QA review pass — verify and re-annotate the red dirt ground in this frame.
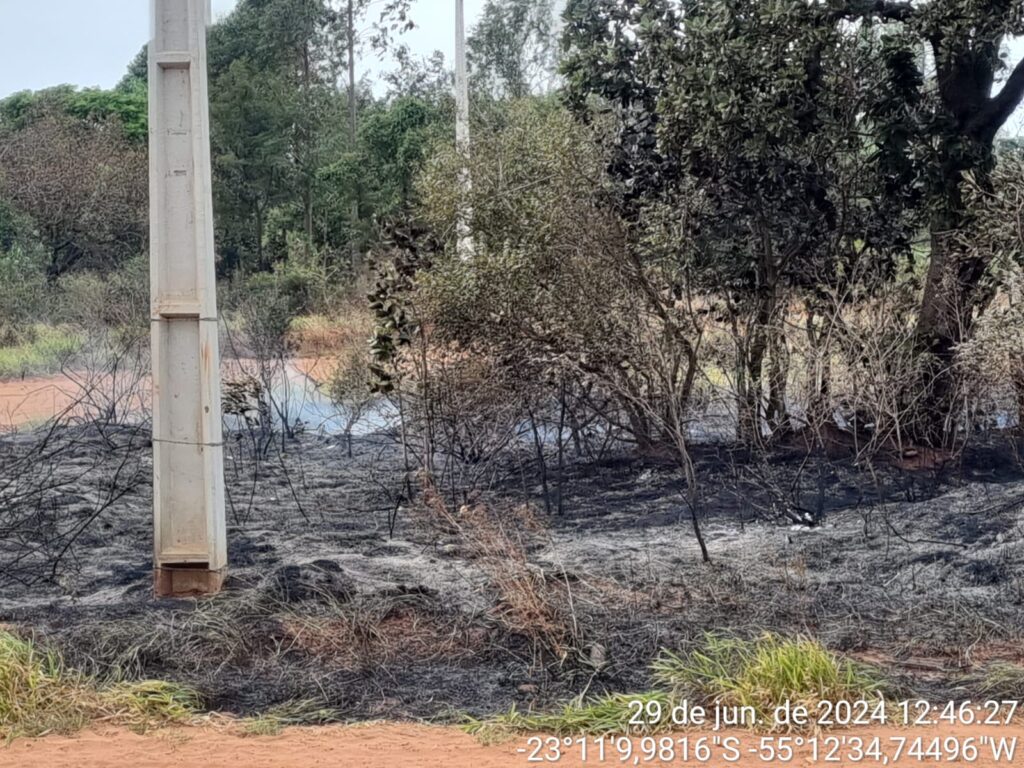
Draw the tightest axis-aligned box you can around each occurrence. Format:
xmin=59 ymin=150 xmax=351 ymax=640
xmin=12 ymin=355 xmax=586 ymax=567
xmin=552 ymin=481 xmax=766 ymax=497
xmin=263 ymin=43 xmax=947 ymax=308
xmin=0 ymin=359 xmax=336 ymax=430
xmin=6 ymin=722 xmax=1024 ymax=768
xmin=0 ymin=375 xmax=82 ymax=430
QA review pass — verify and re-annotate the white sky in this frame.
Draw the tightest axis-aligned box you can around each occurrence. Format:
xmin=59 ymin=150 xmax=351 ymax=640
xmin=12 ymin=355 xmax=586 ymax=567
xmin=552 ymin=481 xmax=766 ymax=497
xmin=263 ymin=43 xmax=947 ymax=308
xmin=0 ymin=0 xmax=487 ymax=99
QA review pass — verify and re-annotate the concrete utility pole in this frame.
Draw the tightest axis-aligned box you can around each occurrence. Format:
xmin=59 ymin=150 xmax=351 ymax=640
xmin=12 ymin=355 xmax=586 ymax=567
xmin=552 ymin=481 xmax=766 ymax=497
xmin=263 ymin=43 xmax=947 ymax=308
xmin=149 ymin=0 xmax=228 ymax=597
xmin=454 ymin=0 xmax=474 ymax=260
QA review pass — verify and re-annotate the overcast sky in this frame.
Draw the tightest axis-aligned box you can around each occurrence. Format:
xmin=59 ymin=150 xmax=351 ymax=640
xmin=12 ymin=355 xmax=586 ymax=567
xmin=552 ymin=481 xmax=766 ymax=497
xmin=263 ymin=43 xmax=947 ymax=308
xmin=0 ymin=1 xmax=1021 ymax=134
xmin=0 ymin=0 xmax=487 ymax=99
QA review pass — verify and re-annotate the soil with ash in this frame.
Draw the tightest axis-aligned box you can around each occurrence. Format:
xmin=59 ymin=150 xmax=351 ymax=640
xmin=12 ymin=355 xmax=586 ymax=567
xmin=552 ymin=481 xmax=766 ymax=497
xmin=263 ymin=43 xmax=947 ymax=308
xmin=1 ymin=424 xmax=1023 ymax=720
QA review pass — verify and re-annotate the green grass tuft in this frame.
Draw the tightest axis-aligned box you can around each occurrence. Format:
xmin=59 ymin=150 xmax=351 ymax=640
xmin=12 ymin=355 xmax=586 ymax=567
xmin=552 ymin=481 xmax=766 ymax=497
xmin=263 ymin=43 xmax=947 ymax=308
xmin=466 ymin=634 xmax=889 ymax=740
xmin=240 ymin=699 xmax=343 ymax=737
xmin=0 ymin=630 xmax=200 ymax=740
xmin=971 ymin=662 xmax=1024 ymax=700
xmin=465 ymin=692 xmax=673 ymax=742
xmin=652 ymin=633 xmax=886 ymax=725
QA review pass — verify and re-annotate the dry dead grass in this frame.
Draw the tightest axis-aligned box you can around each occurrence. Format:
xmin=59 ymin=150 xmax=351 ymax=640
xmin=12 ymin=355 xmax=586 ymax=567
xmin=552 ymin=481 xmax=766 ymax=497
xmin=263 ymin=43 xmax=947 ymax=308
xmin=279 ymin=603 xmax=483 ymax=669
xmin=417 ymin=476 xmax=577 ymax=662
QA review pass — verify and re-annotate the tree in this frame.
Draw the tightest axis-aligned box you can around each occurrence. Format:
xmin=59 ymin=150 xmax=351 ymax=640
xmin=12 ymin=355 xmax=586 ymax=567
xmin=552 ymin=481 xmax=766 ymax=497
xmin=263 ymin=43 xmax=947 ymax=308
xmin=563 ymin=0 xmax=910 ymax=442
xmin=360 ymin=96 xmax=450 ymax=215
xmin=413 ymin=101 xmax=712 ymax=556
xmin=258 ymin=0 xmax=340 ymax=247
xmin=383 ymin=48 xmax=452 ymax=103
xmin=204 ymin=0 xmax=341 ymax=272
xmin=564 ymin=0 xmax=1024 ymax=445
xmin=829 ymin=0 xmax=1024 ymax=442
xmin=204 ymin=0 xmax=416 ymax=273
xmin=469 ymin=0 xmax=563 ymax=99
xmin=209 ymin=59 xmax=297 ymax=272
xmin=0 ymin=112 xmax=147 ymax=279
xmin=330 ymin=0 xmax=415 ymax=266
xmin=0 ymin=85 xmax=147 ymax=142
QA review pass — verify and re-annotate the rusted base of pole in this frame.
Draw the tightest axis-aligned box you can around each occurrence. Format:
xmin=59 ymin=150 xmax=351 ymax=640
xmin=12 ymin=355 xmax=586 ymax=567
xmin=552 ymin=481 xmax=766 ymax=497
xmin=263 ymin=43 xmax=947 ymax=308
xmin=154 ymin=564 xmax=226 ymax=598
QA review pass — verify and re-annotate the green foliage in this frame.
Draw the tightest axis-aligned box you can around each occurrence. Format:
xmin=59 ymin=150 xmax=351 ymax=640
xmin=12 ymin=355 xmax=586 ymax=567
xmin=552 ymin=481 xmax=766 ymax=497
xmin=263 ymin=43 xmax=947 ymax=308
xmin=465 ymin=692 xmax=674 ymax=741
xmin=367 ymin=241 xmax=428 ymax=393
xmin=62 ymin=85 xmax=148 ymax=142
xmin=414 ymin=100 xmax=609 ymax=351
xmin=0 ymin=326 xmax=82 ymax=379
xmin=566 ymin=0 xmax=910 ymax=297
xmin=56 ymin=257 xmax=149 ymax=334
xmin=359 ymin=96 xmax=450 ymax=215
xmin=467 ymin=635 xmax=889 ymax=740
xmin=0 ymin=630 xmax=200 ymax=740
xmin=562 ymin=0 xmax=680 ymax=206
xmin=651 ymin=634 xmax=887 ymax=724
xmin=229 ymin=267 xmax=320 ymax=361
xmin=383 ymin=48 xmax=452 ymax=103
xmin=0 ymin=200 xmax=22 ymax=253
xmin=204 ymin=0 xmax=432 ymax=274
xmin=118 ymin=46 xmax=149 ymax=91
xmin=210 ymin=58 xmax=298 ymax=270
xmin=971 ymin=662 xmax=1024 ymax=700
xmin=0 ymin=237 xmax=48 ymax=329
xmin=241 ymin=699 xmax=342 ymax=736
xmin=0 ymin=85 xmax=147 ymax=141
xmin=469 ymin=0 xmax=562 ymax=99
xmin=0 ymin=0 xmax=438 ymax=286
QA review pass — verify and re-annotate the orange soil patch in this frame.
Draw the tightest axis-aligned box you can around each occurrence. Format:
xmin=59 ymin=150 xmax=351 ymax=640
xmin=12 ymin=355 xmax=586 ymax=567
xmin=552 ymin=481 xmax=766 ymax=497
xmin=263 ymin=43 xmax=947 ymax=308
xmin=0 ymin=375 xmax=85 ymax=431
xmin=0 ymin=359 xmax=337 ymax=430
xmin=6 ymin=722 xmax=1024 ymax=768
xmin=290 ymin=356 xmax=339 ymax=384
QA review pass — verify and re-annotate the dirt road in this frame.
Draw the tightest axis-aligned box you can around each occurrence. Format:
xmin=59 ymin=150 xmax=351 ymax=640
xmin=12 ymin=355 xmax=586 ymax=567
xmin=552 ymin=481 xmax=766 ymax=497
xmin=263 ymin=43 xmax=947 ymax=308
xmin=6 ymin=723 xmax=1024 ymax=768
xmin=0 ymin=358 xmax=334 ymax=430
xmin=0 ymin=375 xmax=82 ymax=429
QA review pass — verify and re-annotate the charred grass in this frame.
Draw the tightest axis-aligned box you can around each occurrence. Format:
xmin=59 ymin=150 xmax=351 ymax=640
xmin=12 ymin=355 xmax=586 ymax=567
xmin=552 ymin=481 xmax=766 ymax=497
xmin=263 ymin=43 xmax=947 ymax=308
xmin=2 ymin=430 xmax=1024 ymax=725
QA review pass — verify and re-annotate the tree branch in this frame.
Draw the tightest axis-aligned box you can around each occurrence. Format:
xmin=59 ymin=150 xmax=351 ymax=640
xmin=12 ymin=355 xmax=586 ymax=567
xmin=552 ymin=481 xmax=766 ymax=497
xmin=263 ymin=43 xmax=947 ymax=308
xmin=974 ymin=56 xmax=1024 ymax=142
xmin=825 ymin=0 xmax=917 ymax=22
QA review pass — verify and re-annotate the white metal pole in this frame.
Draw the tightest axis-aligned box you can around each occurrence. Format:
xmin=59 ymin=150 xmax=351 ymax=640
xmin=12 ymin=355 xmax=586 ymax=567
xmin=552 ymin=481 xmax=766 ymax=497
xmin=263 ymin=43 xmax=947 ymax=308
xmin=454 ymin=0 xmax=474 ymax=259
xmin=150 ymin=0 xmax=227 ymax=597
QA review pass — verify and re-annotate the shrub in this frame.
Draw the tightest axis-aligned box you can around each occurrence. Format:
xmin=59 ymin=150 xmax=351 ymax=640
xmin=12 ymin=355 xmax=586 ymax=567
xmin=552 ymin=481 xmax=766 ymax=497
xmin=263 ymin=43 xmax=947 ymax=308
xmin=327 ymin=301 xmax=377 ymax=456
xmin=56 ymin=256 xmax=149 ymax=335
xmin=234 ymin=273 xmax=298 ymax=361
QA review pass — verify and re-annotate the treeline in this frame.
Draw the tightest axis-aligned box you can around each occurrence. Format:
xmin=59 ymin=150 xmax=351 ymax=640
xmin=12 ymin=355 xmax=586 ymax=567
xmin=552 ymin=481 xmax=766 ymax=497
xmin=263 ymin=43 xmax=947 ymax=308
xmin=0 ymin=0 xmax=562 ymax=304
xmin=3 ymin=0 xmax=1024 ymax=469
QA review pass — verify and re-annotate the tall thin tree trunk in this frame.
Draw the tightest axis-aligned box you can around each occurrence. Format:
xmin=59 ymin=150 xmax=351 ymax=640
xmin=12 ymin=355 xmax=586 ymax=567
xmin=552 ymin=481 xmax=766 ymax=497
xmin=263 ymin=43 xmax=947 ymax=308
xmin=454 ymin=0 xmax=474 ymax=259
xmin=347 ymin=0 xmax=360 ymax=271
xmin=255 ymin=202 xmax=266 ymax=271
xmin=302 ymin=41 xmax=314 ymax=251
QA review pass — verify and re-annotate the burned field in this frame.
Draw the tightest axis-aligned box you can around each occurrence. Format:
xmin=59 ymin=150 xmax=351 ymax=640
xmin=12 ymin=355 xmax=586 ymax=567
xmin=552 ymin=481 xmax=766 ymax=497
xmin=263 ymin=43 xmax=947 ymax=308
xmin=2 ymin=422 xmax=1023 ymax=721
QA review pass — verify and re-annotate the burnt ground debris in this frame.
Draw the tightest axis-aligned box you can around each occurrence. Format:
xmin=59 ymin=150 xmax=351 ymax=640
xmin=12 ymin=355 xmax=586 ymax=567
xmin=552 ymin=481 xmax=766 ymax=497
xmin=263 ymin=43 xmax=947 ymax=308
xmin=1 ymin=423 xmax=1024 ymax=720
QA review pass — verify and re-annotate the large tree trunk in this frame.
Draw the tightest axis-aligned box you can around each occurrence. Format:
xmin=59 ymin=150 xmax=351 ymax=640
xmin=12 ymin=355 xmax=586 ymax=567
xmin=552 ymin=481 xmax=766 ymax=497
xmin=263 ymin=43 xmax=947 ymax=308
xmin=836 ymin=4 xmax=1024 ymax=448
xmin=913 ymin=146 xmax=995 ymax=446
